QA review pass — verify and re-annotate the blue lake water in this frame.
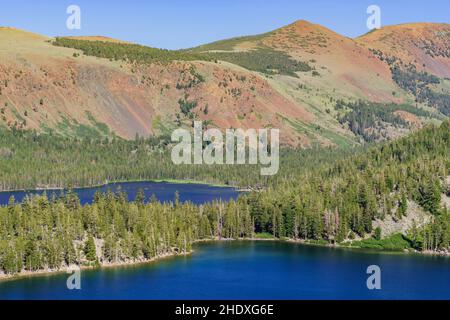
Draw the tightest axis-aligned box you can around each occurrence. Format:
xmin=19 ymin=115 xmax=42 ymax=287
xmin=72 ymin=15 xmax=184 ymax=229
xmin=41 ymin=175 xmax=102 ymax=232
xmin=0 ymin=181 xmax=240 ymax=206
xmin=0 ymin=241 xmax=449 ymax=300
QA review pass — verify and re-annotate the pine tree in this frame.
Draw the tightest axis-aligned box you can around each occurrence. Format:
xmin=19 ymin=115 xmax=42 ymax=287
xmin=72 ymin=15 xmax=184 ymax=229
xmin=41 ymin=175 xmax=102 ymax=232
xmin=419 ymin=177 xmax=442 ymax=215
xmin=84 ymin=236 xmax=97 ymax=262
xmin=374 ymin=227 xmax=382 ymax=240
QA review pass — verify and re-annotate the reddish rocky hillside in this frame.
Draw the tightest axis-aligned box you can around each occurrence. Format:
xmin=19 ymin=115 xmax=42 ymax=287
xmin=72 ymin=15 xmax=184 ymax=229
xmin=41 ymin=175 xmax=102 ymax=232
xmin=0 ymin=21 xmax=449 ymax=146
xmin=0 ymin=27 xmax=313 ymax=146
xmin=357 ymin=23 xmax=450 ymax=78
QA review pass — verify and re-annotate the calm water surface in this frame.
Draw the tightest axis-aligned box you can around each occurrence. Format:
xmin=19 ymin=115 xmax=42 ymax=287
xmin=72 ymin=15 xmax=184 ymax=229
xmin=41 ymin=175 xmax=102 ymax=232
xmin=1 ymin=241 xmax=449 ymax=300
xmin=0 ymin=181 xmax=240 ymax=206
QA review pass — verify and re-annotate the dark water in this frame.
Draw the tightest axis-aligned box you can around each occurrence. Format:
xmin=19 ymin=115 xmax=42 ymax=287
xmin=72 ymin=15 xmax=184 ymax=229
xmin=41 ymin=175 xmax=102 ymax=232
xmin=0 ymin=181 xmax=240 ymax=206
xmin=1 ymin=241 xmax=449 ymax=300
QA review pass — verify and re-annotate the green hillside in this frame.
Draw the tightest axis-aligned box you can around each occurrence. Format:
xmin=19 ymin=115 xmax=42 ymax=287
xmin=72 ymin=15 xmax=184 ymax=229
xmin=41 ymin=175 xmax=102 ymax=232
xmin=0 ymin=121 xmax=449 ymax=275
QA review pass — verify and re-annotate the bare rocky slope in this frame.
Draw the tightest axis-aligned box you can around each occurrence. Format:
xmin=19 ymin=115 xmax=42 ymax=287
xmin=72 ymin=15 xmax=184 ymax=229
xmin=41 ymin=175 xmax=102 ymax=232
xmin=0 ymin=21 xmax=449 ymax=146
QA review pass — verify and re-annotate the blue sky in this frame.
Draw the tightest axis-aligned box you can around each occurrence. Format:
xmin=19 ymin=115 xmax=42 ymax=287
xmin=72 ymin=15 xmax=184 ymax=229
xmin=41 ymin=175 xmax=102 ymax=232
xmin=1 ymin=0 xmax=449 ymax=49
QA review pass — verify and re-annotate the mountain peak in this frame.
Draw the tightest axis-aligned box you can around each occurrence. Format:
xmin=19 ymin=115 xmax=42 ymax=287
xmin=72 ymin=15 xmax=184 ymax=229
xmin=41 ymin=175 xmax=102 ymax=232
xmin=281 ymin=19 xmax=322 ymax=30
xmin=275 ymin=19 xmax=341 ymax=38
xmin=290 ymin=19 xmax=313 ymax=26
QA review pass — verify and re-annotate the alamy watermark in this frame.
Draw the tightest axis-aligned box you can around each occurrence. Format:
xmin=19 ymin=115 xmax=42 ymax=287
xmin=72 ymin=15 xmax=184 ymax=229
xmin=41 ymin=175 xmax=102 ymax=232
xmin=66 ymin=5 xmax=81 ymax=30
xmin=366 ymin=265 xmax=381 ymax=290
xmin=367 ymin=5 xmax=381 ymax=30
xmin=66 ymin=265 xmax=81 ymax=290
xmin=171 ymin=121 xmax=280 ymax=176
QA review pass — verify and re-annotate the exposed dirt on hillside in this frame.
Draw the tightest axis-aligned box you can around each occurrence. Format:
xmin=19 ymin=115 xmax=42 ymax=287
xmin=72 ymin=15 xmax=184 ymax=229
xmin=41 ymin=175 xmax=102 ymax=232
xmin=1 ymin=21 xmax=448 ymax=145
xmin=357 ymin=23 xmax=450 ymax=78
xmin=0 ymin=28 xmax=313 ymax=145
xmin=263 ymin=20 xmax=402 ymax=103
xmin=394 ymin=110 xmax=421 ymax=125
xmin=373 ymin=201 xmax=432 ymax=238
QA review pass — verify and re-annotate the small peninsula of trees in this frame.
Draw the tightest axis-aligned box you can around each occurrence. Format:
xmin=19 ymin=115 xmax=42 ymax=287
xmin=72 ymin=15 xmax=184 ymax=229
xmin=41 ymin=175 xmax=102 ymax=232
xmin=0 ymin=121 xmax=449 ymax=275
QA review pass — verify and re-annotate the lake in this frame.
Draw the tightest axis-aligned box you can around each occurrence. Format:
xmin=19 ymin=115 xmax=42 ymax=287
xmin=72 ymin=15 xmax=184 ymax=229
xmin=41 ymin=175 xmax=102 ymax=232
xmin=0 ymin=181 xmax=240 ymax=206
xmin=0 ymin=241 xmax=449 ymax=300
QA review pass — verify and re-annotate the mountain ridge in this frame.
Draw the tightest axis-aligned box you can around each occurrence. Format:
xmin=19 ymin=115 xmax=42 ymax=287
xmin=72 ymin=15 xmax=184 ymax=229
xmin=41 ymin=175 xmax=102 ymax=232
xmin=0 ymin=20 xmax=448 ymax=146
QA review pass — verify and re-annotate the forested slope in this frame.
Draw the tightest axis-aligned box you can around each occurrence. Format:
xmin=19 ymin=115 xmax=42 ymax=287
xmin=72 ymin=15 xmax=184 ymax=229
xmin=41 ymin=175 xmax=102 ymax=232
xmin=0 ymin=127 xmax=354 ymax=191
xmin=2 ymin=22 xmax=449 ymax=148
xmin=1 ymin=121 xmax=448 ymax=276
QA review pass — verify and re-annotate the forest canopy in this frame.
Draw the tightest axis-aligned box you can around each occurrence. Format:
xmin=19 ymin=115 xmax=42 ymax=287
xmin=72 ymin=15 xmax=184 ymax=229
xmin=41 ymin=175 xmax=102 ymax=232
xmin=0 ymin=121 xmax=449 ymax=275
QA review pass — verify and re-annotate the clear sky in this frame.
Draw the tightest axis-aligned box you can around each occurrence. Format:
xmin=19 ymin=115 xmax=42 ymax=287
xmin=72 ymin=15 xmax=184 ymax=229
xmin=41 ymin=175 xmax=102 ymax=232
xmin=1 ymin=0 xmax=449 ymax=49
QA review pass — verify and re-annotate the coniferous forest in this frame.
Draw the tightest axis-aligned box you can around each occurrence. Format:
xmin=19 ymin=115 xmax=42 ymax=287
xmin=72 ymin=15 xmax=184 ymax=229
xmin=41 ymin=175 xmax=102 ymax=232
xmin=0 ymin=121 xmax=449 ymax=276
xmin=0 ymin=127 xmax=352 ymax=191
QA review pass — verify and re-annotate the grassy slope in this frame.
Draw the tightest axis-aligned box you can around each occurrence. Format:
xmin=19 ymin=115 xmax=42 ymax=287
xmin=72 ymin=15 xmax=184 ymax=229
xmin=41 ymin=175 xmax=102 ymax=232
xmin=1 ymin=21 xmax=449 ymax=147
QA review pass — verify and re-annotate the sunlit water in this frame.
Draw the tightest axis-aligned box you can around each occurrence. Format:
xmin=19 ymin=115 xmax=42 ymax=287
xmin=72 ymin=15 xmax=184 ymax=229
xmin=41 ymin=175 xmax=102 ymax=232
xmin=1 ymin=241 xmax=449 ymax=300
xmin=0 ymin=181 xmax=240 ymax=206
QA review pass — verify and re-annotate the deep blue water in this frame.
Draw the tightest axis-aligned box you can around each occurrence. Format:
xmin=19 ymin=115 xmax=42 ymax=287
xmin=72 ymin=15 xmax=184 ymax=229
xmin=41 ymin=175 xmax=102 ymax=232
xmin=1 ymin=241 xmax=449 ymax=300
xmin=0 ymin=181 xmax=240 ymax=206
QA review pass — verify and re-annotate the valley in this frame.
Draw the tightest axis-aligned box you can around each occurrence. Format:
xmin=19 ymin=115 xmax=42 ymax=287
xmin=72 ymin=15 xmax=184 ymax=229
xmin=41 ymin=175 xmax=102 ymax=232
xmin=0 ymin=19 xmax=449 ymax=287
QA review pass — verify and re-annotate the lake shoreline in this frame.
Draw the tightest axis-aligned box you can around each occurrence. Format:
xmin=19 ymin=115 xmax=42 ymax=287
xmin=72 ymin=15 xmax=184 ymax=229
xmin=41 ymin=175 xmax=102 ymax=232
xmin=0 ymin=251 xmax=192 ymax=282
xmin=0 ymin=178 xmax=236 ymax=194
xmin=286 ymin=238 xmax=450 ymax=257
xmin=1 ymin=237 xmax=448 ymax=283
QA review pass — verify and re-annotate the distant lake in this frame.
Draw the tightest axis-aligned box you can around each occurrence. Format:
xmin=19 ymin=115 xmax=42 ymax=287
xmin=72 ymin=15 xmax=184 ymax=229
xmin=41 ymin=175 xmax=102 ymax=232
xmin=0 ymin=181 xmax=240 ymax=206
xmin=0 ymin=241 xmax=449 ymax=300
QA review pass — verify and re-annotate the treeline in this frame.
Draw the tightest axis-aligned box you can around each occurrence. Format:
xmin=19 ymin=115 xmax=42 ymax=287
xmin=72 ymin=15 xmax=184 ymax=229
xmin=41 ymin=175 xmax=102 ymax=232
xmin=0 ymin=126 xmax=352 ymax=191
xmin=249 ymin=121 xmax=449 ymax=244
xmin=209 ymin=48 xmax=312 ymax=77
xmin=52 ymin=38 xmax=212 ymax=64
xmin=247 ymin=120 xmax=449 ymax=247
xmin=52 ymin=38 xmax=311 ymax=78
xmin=391 ymin=65 xmax=440 ymax=91
xmin=0 ymin=191 xmax=252 ymax=274
xmin=1 ymin=121 xmax=449 ymax=275
xmin=336 ymin=100 xmax=430 ymax=142
xmin=370 ymin=49 xmax=450 ymax=116
xmin=257 ymin=121 xmax=450 ymax=242
xmin=391 ymin=65 xmax=450 ymax=116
